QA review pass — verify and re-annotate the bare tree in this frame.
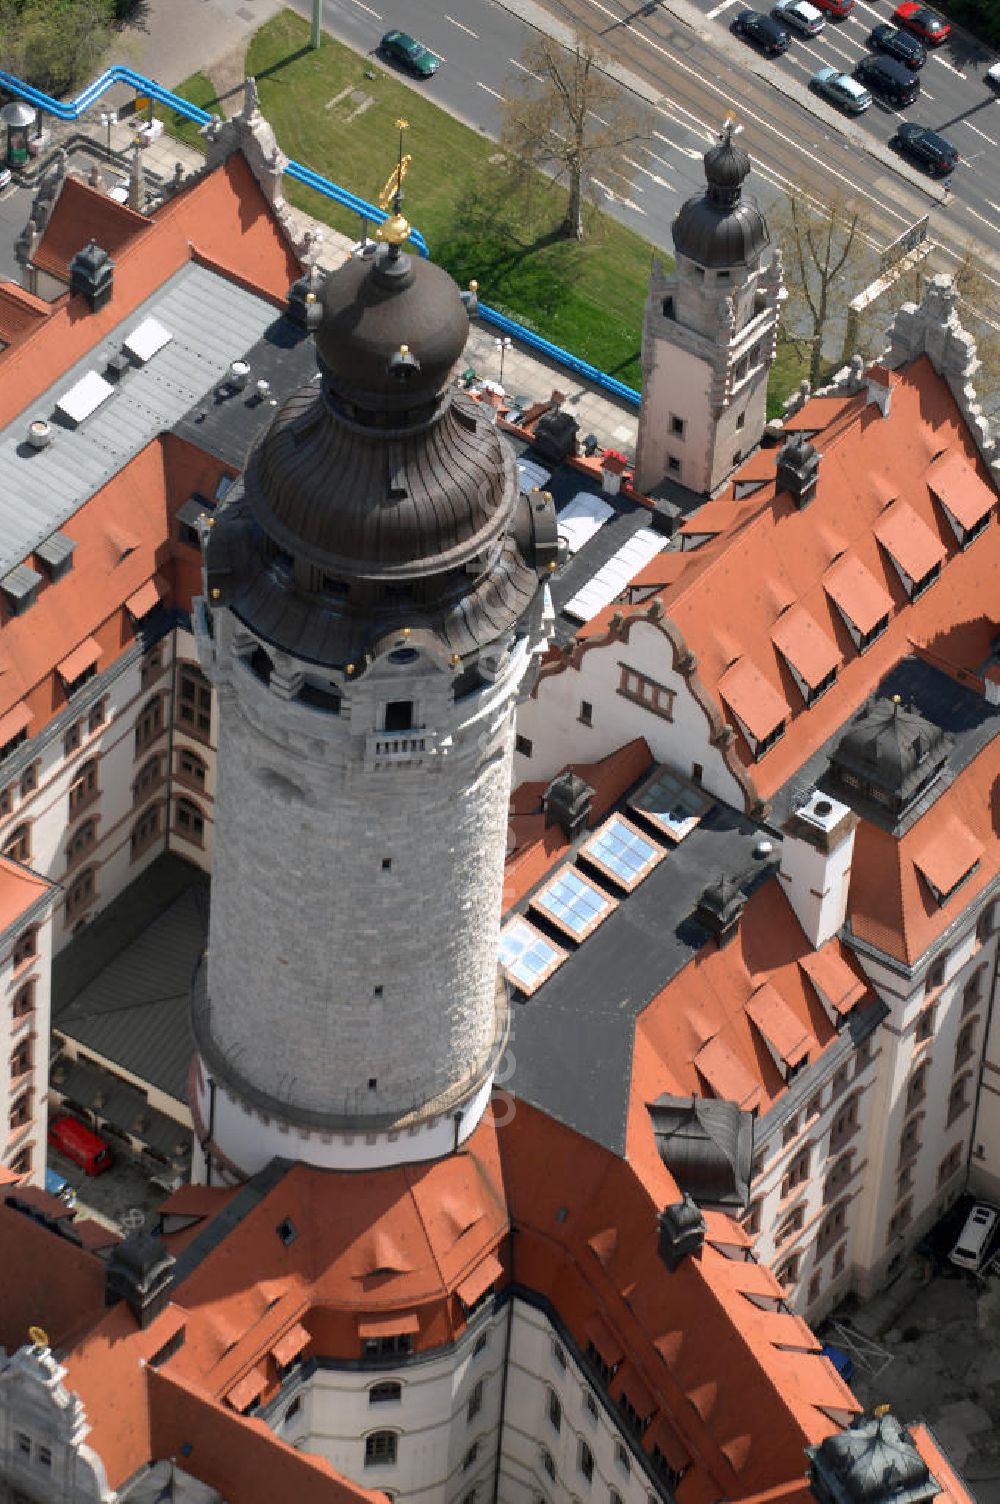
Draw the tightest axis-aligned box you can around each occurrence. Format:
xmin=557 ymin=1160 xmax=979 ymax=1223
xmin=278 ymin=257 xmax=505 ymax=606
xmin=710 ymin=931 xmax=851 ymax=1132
xmin=770 ymin=182 xmax=875 ymax=388
xmin=499 ymin=32 xmax=652 ymax=242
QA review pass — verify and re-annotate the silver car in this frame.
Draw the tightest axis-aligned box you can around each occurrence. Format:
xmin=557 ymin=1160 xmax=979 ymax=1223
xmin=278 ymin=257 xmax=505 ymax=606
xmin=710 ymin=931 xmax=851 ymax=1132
xmin=811 ymin=65 xmax=872 ymax=113
xmin=773 ymin=0 xmax=826 ymax=34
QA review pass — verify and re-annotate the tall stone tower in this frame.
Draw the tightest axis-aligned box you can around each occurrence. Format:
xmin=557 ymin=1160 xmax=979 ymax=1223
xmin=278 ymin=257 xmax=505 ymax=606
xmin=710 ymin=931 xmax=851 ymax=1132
xmin=635 ymin=121 xmax=783 ymax=499
xmin=190 ymin=224 xmax=557 ymax=1181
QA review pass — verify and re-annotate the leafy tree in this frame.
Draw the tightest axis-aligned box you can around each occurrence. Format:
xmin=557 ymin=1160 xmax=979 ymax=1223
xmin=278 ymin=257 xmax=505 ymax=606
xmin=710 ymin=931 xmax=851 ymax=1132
xmin=0 ymin=0 xmax=114 ymax=95
xmin=499 ymin=31 xmax=651 ymax=242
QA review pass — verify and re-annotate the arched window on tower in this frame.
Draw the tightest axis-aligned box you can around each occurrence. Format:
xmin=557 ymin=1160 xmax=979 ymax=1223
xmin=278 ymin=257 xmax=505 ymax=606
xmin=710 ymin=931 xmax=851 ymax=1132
xmin=364 ymin=1430 xmax=398 ymax=1467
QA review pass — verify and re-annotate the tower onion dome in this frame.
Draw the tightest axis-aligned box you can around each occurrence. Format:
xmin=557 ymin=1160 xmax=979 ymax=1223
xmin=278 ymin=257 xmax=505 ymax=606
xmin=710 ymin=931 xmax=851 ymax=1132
xmin=671 ymin=125 xmax=769 ymax=268
xmin=202 ymin=240 xmax=558 ymax=668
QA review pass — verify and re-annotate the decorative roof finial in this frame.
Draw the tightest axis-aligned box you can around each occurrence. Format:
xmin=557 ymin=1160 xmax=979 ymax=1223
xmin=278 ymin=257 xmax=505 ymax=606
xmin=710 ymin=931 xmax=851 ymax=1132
xmin=720 ymin=110 xmax=743 ymax=146
xmin=28 ymin=1326 xmax=48 ymax=1350
xmin=376 ymin=118 xmax=412 ymax=254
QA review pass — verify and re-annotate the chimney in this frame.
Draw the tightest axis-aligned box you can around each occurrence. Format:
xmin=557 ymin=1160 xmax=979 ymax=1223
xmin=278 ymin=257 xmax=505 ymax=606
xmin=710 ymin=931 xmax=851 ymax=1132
xmin=105 ymin=1232 xmax=175 ymax=1329
xmin=657 ymin=1194 xmax=706 ymax=1271
xmin=694 ymin=875 xmax=745 ymax=947
xmin=865 ymin=363 xmax=895 ymax=417
xmin=543 ymin=770 xmax=595 ymax=841
xmin=775 ymin=437 xmax=820 ymax=509
xmin=778 ymin=789 xmax=857 ymax=949
xmin=69 ymin=240 xmax=114 ymax=313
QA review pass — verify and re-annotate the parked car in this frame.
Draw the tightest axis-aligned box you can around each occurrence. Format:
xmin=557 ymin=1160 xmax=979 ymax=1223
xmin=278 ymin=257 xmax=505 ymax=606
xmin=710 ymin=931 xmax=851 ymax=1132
xmin=892 ymin=3 xmax=950 ymax=44
xmin=855 ymin=53 xmax=921 ymax=107
xmin=48 ymin=1115 xmax=113 ymax=1176
xmin=379 ymin=29 xmax=441 ymax=77
xmin=811 ymin=66 xmax=873 ymax=112
xmin=812 ymin=0 xmax=854 ymax=16
xmin=821 ymin=1343 xmax=856 ymax=1383
xmin=893 ymin=122 xmax=959 ymax=174
xmin=733 ymin=9 xmax=792 ymax=54
xmin=869 ymin=22 xmax=926 ymax=68
xmin=949 ymin=1204 xmax=998 ymax=1272
xmin=772 ymin=0 xmax=825 ymax=35
xmin=986 ymin=61 xmax=1000 ymax=90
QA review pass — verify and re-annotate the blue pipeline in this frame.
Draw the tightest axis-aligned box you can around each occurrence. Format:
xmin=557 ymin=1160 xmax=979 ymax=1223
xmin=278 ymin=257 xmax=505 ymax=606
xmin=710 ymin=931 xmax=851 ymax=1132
xmin=0 ymin=66 xmax=641 ymax=408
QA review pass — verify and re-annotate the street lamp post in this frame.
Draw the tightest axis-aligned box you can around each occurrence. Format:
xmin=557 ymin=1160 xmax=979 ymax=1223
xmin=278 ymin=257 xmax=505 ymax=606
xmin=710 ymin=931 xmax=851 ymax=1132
xmin=100 ymin=111 xmax=113 ymax=159
xmin=494 ymin=335 xmax=512 ymax=389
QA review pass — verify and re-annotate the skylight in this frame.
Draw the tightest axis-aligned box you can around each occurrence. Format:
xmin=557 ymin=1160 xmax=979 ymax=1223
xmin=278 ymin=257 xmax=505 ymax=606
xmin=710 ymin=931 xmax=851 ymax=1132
xmin=630 ymin=769 xmax=710 ymax=843
xmin=555 ymin=492 xmax=615 ymax=555
xmin=531 ymin=866 xmax=616 ymax=941
xmin=580 ymin=815 xmax=664 ymax=892
xmin=124 ymin=315 xmax=172 ymax=364
xmin=563 ymin=526 xmax=667 ymax=623
xmin=499 ymin=917 xmax=566 ymax=995
xmin=56 ymin=369 xmax=115 ymax=427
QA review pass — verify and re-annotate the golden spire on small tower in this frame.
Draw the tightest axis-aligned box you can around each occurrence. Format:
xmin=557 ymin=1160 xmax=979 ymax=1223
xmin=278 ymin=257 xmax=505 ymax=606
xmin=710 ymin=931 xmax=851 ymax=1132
xmin=377 ymin=118 xmax=412 ymax=249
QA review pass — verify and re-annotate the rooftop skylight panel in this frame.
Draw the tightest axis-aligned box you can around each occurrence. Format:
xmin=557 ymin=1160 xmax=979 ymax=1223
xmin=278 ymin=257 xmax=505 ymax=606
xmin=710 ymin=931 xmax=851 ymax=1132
xmin=530 ymin=866 xmax=616 ymax=941
xmin=555 ymin=492 xmax=615 ymax=555
xmin=563 ymin=526 xmax=667 ymax=623
xmin=56 ymin=369 xmax=115 ymax=427
xmin=498 ymin=917 xmax=566 ymax=995
xmin=580 ymin=815 xmax=664 ymax=892
xmin=630 ymin=768 xmax=711 ymax=843
xmin=123 ymin=315 xmax=172 ymax=364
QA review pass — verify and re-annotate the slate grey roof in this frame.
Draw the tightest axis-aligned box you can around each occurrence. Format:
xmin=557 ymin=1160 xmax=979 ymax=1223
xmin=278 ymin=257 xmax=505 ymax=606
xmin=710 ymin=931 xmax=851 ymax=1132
xmin=53 ymin=872 xmax=209 ymax=1107
xmin=648 ymin=1094 xmax=753 ymax=1213
xmin=808 ymin=1415 xmax=940 ymax=1504
xmin=0 ymin=262 xmax=281 ymax=578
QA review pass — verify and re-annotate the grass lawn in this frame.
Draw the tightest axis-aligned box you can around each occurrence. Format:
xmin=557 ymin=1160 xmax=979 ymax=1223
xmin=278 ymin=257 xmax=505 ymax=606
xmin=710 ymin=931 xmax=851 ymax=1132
xmin=169 ymin=8 xmax=799 ymax=409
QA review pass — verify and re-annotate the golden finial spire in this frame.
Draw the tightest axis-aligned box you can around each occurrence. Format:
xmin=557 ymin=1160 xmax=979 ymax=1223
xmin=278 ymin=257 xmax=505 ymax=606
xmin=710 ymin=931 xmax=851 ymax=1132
xmin=376 ymin=118 xmax=412 ymax=250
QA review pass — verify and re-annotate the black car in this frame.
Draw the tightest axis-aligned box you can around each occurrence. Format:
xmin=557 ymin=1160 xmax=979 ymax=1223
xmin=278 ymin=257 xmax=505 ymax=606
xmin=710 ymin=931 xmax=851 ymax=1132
xmin=869 ymin=23 xmax=926 ymax=68
xmin=733 ymin=9 xmax=792 ymax=54
xmin=855 ymin=53 xmax=920 ymax=106
xmin=893 ymin=122 xmax=959 ymax=174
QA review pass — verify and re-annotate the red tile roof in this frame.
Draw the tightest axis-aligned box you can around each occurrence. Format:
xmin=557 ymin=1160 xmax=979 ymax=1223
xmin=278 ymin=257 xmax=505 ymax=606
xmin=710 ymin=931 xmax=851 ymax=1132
xmin=33 ymin=175 xmax=151 ymax=282
xmin=718 ymin=658 xmax=790 ymax=741
xmin=0 ymin=855 xmax=52 ymax=933
xmin=823 ymin=554 xmax=893 ymax=636
xmin=926 ymin=448 xmax=995 ymax=530
xmin=873 ymin=502 xmax=946 ymax=584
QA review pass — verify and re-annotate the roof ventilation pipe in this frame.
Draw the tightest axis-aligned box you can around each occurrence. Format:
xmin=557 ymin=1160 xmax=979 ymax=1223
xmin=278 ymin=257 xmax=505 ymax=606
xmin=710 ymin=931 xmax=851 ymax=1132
xmin=68 ymin=240 xmax=114 ymax=313
xmin=775 ymin=436 xmax=820 ymax=509
xmin=27 ymin=419 xmax=51 ymax=450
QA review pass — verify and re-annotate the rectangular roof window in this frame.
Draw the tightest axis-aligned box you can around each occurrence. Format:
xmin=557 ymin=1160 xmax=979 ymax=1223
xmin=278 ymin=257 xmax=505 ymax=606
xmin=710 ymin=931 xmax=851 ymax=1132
xmin=554 ymin=491 xmax=615 ymax=555
xmin=531 ymin=866 xmax=616 ymax=941
xmin=55 ymin=369 xmax=115 ymax=427
xmin=580 ymin=815 xmax=664 ymax=892
xmin=123 ymin=315 xmax=172 ymax=364
xmin=499 ymin=917 xmax=566 ymax=995
xmin=564 ymin=526 xmax=667 ymax=623
xmin=630 ymin=768 xmax=711 ymax=843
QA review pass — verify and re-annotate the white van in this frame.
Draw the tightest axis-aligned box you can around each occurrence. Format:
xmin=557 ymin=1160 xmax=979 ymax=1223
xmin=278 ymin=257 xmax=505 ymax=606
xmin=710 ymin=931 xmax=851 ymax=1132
xmin=948 ymin=1204 xmax=998 ymax=1272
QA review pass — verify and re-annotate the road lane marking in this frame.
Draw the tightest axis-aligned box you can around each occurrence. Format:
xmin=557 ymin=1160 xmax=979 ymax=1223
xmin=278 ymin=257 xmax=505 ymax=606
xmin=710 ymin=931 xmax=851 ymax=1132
xmin=509 ymin=57 xmax=540 ymax=78
xmin=932 ymin=54 xmax=966 ymax=79
xmin=445 ymin=13 xmax=479 ymax=36
xmin=477 ymin=81 xmax=506 ymax=99
xmin=574 ymin=0 xmax=911 ymax=224
xmin=706 ymin=0 xmax=739 ymax=17
xmin=348 ymin=0 xmax=381 ymax=16
xmin=962 ymin=122 xmax=998 ymax=147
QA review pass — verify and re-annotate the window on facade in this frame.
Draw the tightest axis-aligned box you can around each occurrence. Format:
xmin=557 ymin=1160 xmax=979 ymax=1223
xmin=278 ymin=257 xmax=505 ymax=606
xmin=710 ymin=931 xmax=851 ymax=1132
xmin=807 ymin=1272 xmax=822 ymax=1305
xmin=20 ymin=762 xmax=38 ymax=799
xmin=363 ymin=1334 xmax=412 ymax=1358
xmin=915 ymin=1006 xmax=936 ymax=1044
xmin=977 ymin=905 xmax=998 ymax=945
xmin=782 ymin=1113 xmax=800 ymax=1147
xmin=580 ymin=700 xmax=593 ymax=727
xmin=10 ymin=1145 xmax=31 ymax=1177
xmin=552 ymin=1340 xmax=567 ymax=1370
xmin=547 ymin=1387 xmax=561 ymax=1432
xmin=963 ymin=969 xmax=985 ymax=1016
xmin=611 ymin=1492 xmax=624 ymax=1504
xmin=468 ymin=1379 xmax=484 ymax=1423
xmin=64 ymin=662 xmax=97 ymax=698
xmin=829 ymin=1094 xmax=860 ymax=1154
xmin=583 ymin=1390 xmax=598 ymax=1423
xmin=955 ymin=1017 xmax=978 ymax=1070
xmin=937 ymin=1144 xmax=963 ymax=1187
xmin=364 ymin=1431 xmax=398 ymax=1467
xmin=898 ymin=1114 xmax=922 ymax=1167
xmin=9 ymin=1090 xmax=30 ymax=1130
xmin=947 ymin=1073 xmax=971 ymax=1127
xmin=64 ymin=864 xmax=96 ymax=923
xmin=177 ymin=747 xmax=207 ymax=788
xmin=618 ymin=665 xmax=675 ymax=721
xmin=283 ymin=1397 xmax=302 ymax=1427
xmin=369 ymin=1382 xmax=401 ymax=1405
xmin=178 ymin=664 xmax=213 ymax=741
xmin=667 ymin=456 xmax=682 ymax=476
xmin=824 ymin=1152 xmax=854 ymax=1203
xmin=744 ymin=1198 xmax=762 ymax=1236
xmin=775 ymin=1205 xmax=804 ymax=1247
xmin=585 ymin=1340 xmax=615 ymax=1387
xmin=670 ymin=414 xmax=686 ymax=437
xmin=542 ymin=1449 xmax=556 ymax=1481
xmin=775 ymin=1252 xmax=800 ymax=1289
xmin=64 ymin=721 xmax=81 ymax=758
xmin=12 ymin=928 xmax=37 ymax=968
xmin=781 ymin=1144 xmax=810 ymax=1199
xmin=615 ymin=1441 xmax=631 ymax=1475
xmin=2 ymin=823 xmax=30 ymax=863
xmin=926 ymin=956 xmax=947 ymax=994
xmin=88 ymin=698 xmax=107 ymax=735
xmin=906 ymin=1063 xmax=929 ymax=1116
xmin=37 ymin=1446 xmax=51 ymax=1469
xmin=832 ymin=1244 xmax=846 ymax=1278
xmin=0 ymin=784 xmax=10 ymax=817
xmin=897 ymin=1165 xmax=913 ymax=1201
xmin=13 ymin=980 xmax=34 ymax=1021
xmin=473 ymin=1333 xmax=489 ymax=1358
xmin=855 ymin=1035 xmax=875 ymax=1072
xmin=174 ymin=797 xmax=205 ymax=844
xmin=11 ymin=1037 xmax=32 ymax=1080
xmin=887 ymin=1198 xmax=912 ymax=1243
xmin=807 ymin=1090 xmax=824 ymax=1121
xmin=578 ymin=1441 xmax=594 ymax=1483
xmin=141 ymin=644 xmax=164 ymax=690
xmin=131 ymin=803 xmax=161 ymax=860
xmin=65 ymin=818 xmax=97 ymax=869
xmin=135 ymin=695 xmax=165 ymax=755
xmin=515 ymin=734 xmax=533 ymax=758
xmin=817 ymin=1199 xmax=848 ymax=1258
xmin=15 ymin=1433 xmax=30 ymax=1457
xmin=133 ymin=755 xmax=163 ymax=804
xmin=68 ymin=759 xmax=99 ymax=818
xmin=463 ymin=1443 xmax=479 ymax=1472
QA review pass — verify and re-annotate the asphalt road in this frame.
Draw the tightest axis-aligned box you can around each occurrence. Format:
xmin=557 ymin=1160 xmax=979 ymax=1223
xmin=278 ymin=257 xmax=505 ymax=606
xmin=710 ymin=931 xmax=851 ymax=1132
xmin=294 ymin=0 xmax=1000 ymax=303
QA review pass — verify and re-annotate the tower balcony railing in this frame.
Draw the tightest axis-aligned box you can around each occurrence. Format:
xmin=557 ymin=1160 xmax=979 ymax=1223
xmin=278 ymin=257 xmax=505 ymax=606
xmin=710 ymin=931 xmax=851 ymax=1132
xmin=364 ymin=726 xmax=440 ymax=771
